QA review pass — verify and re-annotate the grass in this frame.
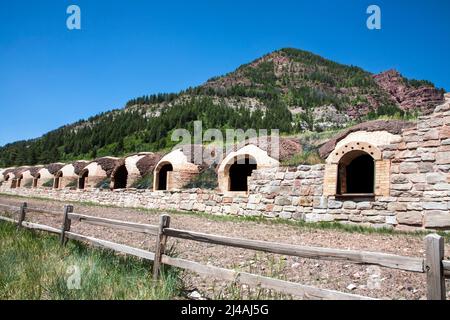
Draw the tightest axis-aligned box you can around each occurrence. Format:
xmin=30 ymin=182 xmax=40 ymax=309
xmin=1 ymin=192 xmax=449 ymax=242
xmin=213 ymin=253 xmax=293 ymax=300
xmin=95 ymin=178 xmax=111 ymax=190
xmin=42 ymin=179 xmax=54 ymax=188
xmin=22 ymin=181 xmax=32 ymax=188
xmin=281 ymin=151 xmax=324 ymax=166
xmin=0 ymin=193 xmax=448 ymax=300
xmin=183 ymin=167 xmax=218 ymax=189
xmin=172 ymin=208 xmax=450 ymax=241
xmin=65 ymin=179 xmax=78 ymax=189
xmin=130 ymin=173 xmax=153 ymax=189
xmin=0 ymin=221 xmax=183 ymax=300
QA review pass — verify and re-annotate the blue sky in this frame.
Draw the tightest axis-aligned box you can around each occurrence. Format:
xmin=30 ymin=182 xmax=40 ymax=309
xmin=1 ymin=0 xmax=449 ymax=146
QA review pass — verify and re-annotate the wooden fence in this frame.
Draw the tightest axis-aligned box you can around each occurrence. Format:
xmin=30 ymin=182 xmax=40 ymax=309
xmin=0 ymin=201 xmax=448 ymax=300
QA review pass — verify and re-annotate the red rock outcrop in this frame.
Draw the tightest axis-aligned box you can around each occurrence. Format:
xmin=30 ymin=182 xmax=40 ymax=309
xmin=373 ymin=70 xmax=444 ymax=114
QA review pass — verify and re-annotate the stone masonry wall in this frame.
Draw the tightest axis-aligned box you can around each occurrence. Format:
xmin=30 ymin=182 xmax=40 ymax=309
xmin=0 ymin=165 xmax=326 ymax=224
xmin=384 ymin=101 xmax=450 ymax=229
xmin=0 ymin=163 xmax=411 ymax=230
xmin=1 ymin=100 xmax=449 ymax=230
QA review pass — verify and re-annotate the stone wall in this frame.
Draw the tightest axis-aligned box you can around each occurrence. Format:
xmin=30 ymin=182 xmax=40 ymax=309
xmin=384 ymin=101 xmax=450 ymax=229
xmin=0 ymin=152 xmax=448 ymax=230
xmin=1 ymin=100 xmax=449 ymax=231
xmin=0 ymin=165 xmax=325 ymax=222
xmin=0 ymin=164 xmax=407 ymax=229
xmin=57 ymin=176 xmax=78 ymax=189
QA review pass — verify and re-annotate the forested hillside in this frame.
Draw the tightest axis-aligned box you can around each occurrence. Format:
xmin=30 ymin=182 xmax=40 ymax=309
xmin=0 ymin=48 xmax=444 ymax=167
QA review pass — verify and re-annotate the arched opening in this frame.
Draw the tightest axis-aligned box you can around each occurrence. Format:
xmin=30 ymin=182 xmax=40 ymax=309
xmin=156 ymin=163 xmax=173 ymax=191
xmin=228 ymin=156 xmax=257 ymax=192
xmin=54 ymin=171 xmax=63 ymax=189
xmin=10 ymin=179 xmax=17 ymax=189
xmin=32 ymin=174 xmax=40 ymax=188
xmin=17 ymin=175 xmax=23 ymax=188
xmin=337 ymin=151 xmax=374 ymax=195
xmin=78 ymin=170 xmax=89 ymax=190
xmin=112 ymin=165 xmax=128 ymax=189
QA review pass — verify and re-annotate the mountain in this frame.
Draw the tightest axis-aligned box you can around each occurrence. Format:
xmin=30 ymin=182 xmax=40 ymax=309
xmin=373 ymin=69 xmax=444 ymax=114
xmin=0 ymin=48 xmax=445 ymax=168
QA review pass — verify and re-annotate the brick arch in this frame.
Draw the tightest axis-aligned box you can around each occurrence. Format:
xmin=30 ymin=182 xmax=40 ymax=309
xmin=78 ymin=168 xmax=89 ymax=190
xmin=323 ymin=141 xmax=390 ymax=197
xmin=152 ymin=148 xmax=202 ymax=191
xmin=217 ymin=144 xmax=279 ymax=193
xmin=53 ymin=170 xmax=63 ymax=189
xmin=110 ymin=160 xmax=128 ymax=190
xmin=220 ymin=154 xmax=258 ymax=193
xmin=327 ymin=141 xmax=382 ymax=164
xmin=153 ymin=161 xmax=174 ymax=191
xmin=17 ymin=174 xmax=23 ymax=188
xmin=32 ymin=173 xmax=40 ymax=188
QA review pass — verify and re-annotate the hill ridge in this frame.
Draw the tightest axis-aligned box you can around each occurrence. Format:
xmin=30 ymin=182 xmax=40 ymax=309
xmin=0 ymin=47 xmax=445 ymax=167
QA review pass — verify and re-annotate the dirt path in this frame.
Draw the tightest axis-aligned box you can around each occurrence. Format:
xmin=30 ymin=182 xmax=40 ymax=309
xmin=1 ymin=194 xmax=449 ymax=300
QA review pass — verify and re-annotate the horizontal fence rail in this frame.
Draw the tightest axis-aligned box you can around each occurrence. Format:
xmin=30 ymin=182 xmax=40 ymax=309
xmin=164 ymin=228 xmax=424 ymax=273
xmin=68 ymin=213 xmax=159 ymax=236
xmin=160 ymin=255 xmax=375 ymax=300
xmin=0 ymin=203 xmax=20 ymax=211
xmin=22 ymin=221 xmax=61 ymax=234
xmin=26 ymin=207 xmax=62 ymax=216
xmin=443 ymin=260 xmax=450 ymax=278
xmin=0 ymin=215 xmax=16 ymax=223
xmin=65 ymin=232 xmax=156 ymax=261
xmin=0 ymin=200 xmax=447 ymax=300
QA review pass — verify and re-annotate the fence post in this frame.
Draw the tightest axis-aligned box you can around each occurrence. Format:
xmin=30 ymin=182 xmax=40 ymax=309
xmin=425 ymin=234 xmax=446 ymax=300
xmin=60 ymin=205 xmax=74 ymax=246
xmin=17 ymin=202 xmax=27 ymax=229
xmin=153 ymin=214 xmax=171 ymax=281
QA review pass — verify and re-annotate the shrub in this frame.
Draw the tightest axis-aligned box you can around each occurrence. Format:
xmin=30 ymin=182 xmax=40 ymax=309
xmin=281 ymin=151 xmax=324 ymax=166
xmin=65 ymin=180 xmax=78 ymax=189
xmin=366 ymin=104 xmax=411 ymax=120
xmin=95 ymin=178 xmax=111 ymax=189
xmin=42 ymin=179 xmax=54 ymax=188
xmin=184 ymin=167 xmax=218 ymax=190
xmin=131 ymin=173 xmax=153 ymax=189
xmin=23 ymin=181 xmax=32 ymax=188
